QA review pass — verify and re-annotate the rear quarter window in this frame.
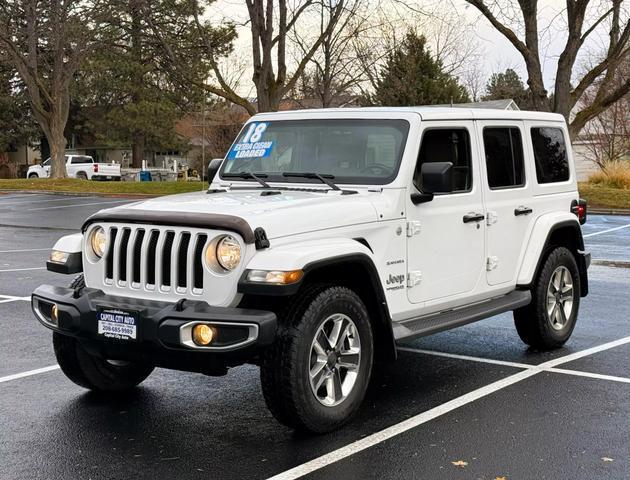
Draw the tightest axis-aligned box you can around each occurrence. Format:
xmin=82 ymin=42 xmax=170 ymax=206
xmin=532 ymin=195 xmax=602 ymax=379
xmin=530 ymin=127 xmax=570 ymax=184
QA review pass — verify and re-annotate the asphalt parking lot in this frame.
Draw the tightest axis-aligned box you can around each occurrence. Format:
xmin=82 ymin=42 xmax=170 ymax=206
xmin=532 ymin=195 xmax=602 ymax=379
xmin=1 ymin=192 xmax=629 ymax=480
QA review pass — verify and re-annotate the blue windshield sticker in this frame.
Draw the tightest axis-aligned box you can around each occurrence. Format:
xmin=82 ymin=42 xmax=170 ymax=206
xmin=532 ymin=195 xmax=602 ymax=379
xmin=227 ymin=122 xmax=273 ymax=160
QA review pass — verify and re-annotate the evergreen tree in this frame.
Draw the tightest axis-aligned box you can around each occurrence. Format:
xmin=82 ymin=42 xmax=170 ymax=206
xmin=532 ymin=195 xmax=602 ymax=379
xmin=482 ymin=68 xmax=536 ymax=109
xmin=0 ymin=63 xmax=39 ymax=156
xmin=371 ymin=32 xmax=470 ymax=107
xmin=74 ymin=0 xmax=223 ymax=168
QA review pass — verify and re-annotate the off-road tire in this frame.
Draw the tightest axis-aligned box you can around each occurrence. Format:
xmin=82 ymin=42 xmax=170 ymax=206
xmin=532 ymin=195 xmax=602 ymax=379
xmin=52 ymin=275 xmax=154 ymax=392
xmin=514 ymin=247 xmax=580 ymax=349
xmin=260 ymin=285 xmax=374 ymax=433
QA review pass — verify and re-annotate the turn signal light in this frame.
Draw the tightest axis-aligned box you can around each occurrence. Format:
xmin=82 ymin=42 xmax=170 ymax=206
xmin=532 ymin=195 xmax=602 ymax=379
xmin=246 ymin=270 xmax=304 ymax=285
xmin=192 ymin=324 xmax=216 ymax=346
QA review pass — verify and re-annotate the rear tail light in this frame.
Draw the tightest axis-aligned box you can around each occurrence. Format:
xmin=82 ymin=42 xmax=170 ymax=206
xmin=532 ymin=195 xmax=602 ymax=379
xmin=93 ymin=164 xmax=99 ymax=173
xmin=571 ymin=199 xmax=587 ymax=225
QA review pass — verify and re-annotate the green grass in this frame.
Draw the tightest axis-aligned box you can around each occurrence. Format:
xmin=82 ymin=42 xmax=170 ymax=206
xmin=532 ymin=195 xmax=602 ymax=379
xmin=2 ymin=178 xmax=629 ymax=211
xmin=0 ymin=178 xmax=208 ymax=196
xmin=578 ymin=182 xmax=630 ymax=210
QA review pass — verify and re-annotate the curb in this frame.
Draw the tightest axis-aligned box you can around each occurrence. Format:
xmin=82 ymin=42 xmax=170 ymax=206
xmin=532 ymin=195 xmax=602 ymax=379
xmin=589 ymin=208 xmax=630 ymax=216
xmin=0 ymin=189 xmax=158 ymax=199
xmin=592 ymin=260 xmax=630 ymax=269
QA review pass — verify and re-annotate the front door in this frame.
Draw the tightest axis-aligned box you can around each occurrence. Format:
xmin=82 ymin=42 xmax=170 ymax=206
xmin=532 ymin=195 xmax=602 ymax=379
xmin=406 ymin=122 xmax=486 ymax=306
xmin=477 ymin=121 xmax=535 ymax=286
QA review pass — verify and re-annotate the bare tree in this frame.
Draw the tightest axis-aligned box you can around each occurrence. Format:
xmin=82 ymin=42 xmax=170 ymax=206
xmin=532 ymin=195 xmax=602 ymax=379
xmin=579 ymin=56 xmax=629 ymax=170
xmin=290 ymin=0 xmax=366 ymax=108
xmin=350 ymin=2 xmax=480 ymax=101
xmin=0 ymin=1 xmax=103 ymax=178
xmin=465 ymin=0 xmax=630 ymax=139
xmin=147 ymin=0 xmax=347 ymax=115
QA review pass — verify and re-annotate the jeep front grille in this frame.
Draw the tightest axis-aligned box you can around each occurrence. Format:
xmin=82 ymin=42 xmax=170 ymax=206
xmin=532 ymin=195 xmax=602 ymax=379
xmin=104 ymin=226 xmax=208 ymax=295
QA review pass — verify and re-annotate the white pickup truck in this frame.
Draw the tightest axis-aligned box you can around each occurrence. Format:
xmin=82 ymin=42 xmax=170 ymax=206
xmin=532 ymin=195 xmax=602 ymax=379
xmin=26 ymin=155 xmax=121 ymax=181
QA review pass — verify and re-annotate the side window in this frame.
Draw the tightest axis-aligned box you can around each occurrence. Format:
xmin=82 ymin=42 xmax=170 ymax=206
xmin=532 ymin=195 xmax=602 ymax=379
xmin=483 ymin=127 xmax=525 ymax=189
xmin=71 ymin=156 xmax=92 ymax=164
xmin=415 ymin=128 xmax=472 ymax=193
xmin=531 ymin=127 xmax=569 ymax=183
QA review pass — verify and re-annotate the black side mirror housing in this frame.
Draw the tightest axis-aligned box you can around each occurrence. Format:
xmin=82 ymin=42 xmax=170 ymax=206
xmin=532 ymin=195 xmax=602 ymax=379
xmin=410 ymin=162 xmax=454 ymax=205
xmin=207 ymin=158 xmax=223 ymax=182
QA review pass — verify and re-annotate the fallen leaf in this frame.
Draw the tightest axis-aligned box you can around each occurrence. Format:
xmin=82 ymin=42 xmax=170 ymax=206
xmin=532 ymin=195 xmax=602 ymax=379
xmin=601 ymin=457 xmax=614 ymax=462
xmin=495 ymin=477 xmax=508 ymax=480
xmin=451 ymin=460 xmax=468 ymax=467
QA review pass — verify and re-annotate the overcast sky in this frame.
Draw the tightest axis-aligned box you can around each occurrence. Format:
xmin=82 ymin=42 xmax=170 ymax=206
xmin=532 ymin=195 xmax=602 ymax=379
xmin=205 ymin=0 xmax=613 ymax=97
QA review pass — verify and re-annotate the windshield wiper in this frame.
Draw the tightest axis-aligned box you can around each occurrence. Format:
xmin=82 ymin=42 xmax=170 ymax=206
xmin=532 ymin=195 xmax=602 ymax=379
xmin=222 ymin=172 xmax=271 ymax=188
xmin=282 ymin=172 xmax=341 ymax=191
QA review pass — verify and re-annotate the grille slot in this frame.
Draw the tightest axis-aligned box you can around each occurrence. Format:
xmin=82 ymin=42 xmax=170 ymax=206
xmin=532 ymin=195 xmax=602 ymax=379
xmin=118 ymin=228 xmax=131 ymax=283
xmin=146 ymin=230 xmax=159 ymax=285
xmin=193 ymin=234 xmax=207 ymax=290
xmin=161 ymin=231 xmax=175 ymax=287
xmin=105 ymin=228 xmax=118 ymax=279
xmin=101 ymin=225 xmax=210 ymax=296
xmin=132 ymin=229 xmax=145 ymax=284
xmin=177 ymin=233 xmax=191 ymax=288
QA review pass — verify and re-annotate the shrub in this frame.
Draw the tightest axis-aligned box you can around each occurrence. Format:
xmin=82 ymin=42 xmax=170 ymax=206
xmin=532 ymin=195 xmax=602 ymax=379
xmin=588 ymin=160 xmax=630 ymax=189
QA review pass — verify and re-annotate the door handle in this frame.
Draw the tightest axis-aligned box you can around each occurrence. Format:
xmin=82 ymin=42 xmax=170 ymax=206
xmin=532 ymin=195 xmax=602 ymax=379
xmin=514 ymin=206 xmax=533 ymax=216
xmin=463 ymin=213 xmax=485 ymax=223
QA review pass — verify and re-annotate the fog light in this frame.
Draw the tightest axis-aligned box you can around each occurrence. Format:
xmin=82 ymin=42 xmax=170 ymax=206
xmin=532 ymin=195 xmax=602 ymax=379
xmin=51 ymin=304 xmax=59 ymax=325
xmin=192 ymin=324 xmax=216 ymax=346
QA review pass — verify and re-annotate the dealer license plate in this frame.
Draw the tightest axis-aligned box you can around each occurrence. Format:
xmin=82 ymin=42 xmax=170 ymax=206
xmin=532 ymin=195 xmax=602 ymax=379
xmin=97 ymin=308 xmax=138 ymax=341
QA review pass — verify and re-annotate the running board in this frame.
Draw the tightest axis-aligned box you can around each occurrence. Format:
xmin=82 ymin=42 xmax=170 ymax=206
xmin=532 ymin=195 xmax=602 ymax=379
xmin=393 ymin=290 xmax=531 ymax=342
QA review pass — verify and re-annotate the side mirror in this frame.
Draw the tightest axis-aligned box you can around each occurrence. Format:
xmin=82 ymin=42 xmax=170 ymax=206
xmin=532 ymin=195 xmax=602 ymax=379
xmin=410 ymin=162 xmax=454 ymax=205
xmin=207 ymin=158 xmax=223 ymax=182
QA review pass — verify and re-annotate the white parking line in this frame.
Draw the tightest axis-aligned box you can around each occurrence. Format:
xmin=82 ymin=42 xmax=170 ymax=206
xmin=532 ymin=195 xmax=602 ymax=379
xmin=549 ymin=367 xmax=630 ymax=384
xmin=28 ymin=200 xmax=132 ymax=211
xmin=0 ymin=197 xmax=96 ymax=206
xmin=0 ymin=365 xmax=60 ymax=384
xmin=0 ymin=295 xmax=30 ymax=303
xmin=0 ymin=267 xmax=46 ymax=272
xmin=584 ymin=223 xmax=630 ymax=238
xmin=0 ymin=248 xmax=50 ymax=253
xmin=267 ymin=335 xmax=630 ymax=480
xmin=397 ymin=347 xmax=532 ymax=369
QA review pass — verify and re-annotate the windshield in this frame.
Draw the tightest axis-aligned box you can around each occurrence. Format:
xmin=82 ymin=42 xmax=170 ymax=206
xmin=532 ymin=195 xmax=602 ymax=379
xmin=220 ymin=119 xmax=410 ymax=185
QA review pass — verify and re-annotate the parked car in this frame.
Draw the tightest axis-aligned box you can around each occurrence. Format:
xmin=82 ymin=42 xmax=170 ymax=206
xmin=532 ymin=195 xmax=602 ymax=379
xmin=32 ymin=107 xmax=590 ymax=433
xmin=26 ymin=155 xmax=121 ymax=181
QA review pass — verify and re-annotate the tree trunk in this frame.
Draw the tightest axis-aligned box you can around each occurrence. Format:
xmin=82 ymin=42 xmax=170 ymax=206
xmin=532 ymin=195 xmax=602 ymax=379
xmin=48 ymin=124 xmax=68 ymax=179
xmin=132 ymin=132 xmax=145 ymax=169
xmin=130 ymin=0 xmax=144 ymax=169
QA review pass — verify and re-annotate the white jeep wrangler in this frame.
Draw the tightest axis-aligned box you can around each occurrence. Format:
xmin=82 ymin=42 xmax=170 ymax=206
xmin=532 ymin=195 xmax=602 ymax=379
xmin=33 ymin=107 xmax=590 ymax=433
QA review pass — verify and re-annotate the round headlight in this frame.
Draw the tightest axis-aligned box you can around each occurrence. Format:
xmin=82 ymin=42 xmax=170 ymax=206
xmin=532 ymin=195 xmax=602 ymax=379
xmin=215 ymin=235 xmax=241 ymax=271
xmin=89 ymin=226 xmax=107 ymax=259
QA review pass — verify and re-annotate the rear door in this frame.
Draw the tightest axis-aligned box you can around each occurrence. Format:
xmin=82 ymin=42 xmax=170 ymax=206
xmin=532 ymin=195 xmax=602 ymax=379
xmin=477 ymin=121 xmax=535 ymax=286
xmin=406 ymin=121 xmax=486 ymax=306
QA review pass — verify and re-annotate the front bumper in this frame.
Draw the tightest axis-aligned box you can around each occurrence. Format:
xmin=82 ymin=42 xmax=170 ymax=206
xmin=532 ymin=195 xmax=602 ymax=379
xmin=32 ymin=284 xmax=277 ymax=374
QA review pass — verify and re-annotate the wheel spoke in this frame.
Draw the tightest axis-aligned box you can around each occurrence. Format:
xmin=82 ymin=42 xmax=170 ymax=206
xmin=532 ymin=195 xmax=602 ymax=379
xmin=328 ymin=316 xmax=346 ymax=350
xmin=338 ymin=351 xmax=360 ymax=369
xmin=311 ymin=361 xmax=328 ymax=391
xmin=561 ymin=289 xmax=573 ymax=302
xmin=332 ymin=369 xmax=343 ymax=400
xmin=553 ymin=270 xmax=562 ymax=291
xmin=317 ymin=330 xmax=332 ymax=352
xmin=558 ymin=304 xmax=568 ymax=326
xmin=313 ymin=338 xmax=327 ymax=356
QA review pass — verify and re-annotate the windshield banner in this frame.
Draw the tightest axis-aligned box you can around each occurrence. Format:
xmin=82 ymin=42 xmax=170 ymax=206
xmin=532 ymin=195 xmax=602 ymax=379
xmin=227 ymin=122 xmax=274 ymax=160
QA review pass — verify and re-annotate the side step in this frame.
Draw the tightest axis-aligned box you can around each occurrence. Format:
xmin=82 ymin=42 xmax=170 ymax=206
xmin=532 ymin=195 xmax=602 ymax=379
xmin=393 ymin=290 xmax=531 ymax=342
